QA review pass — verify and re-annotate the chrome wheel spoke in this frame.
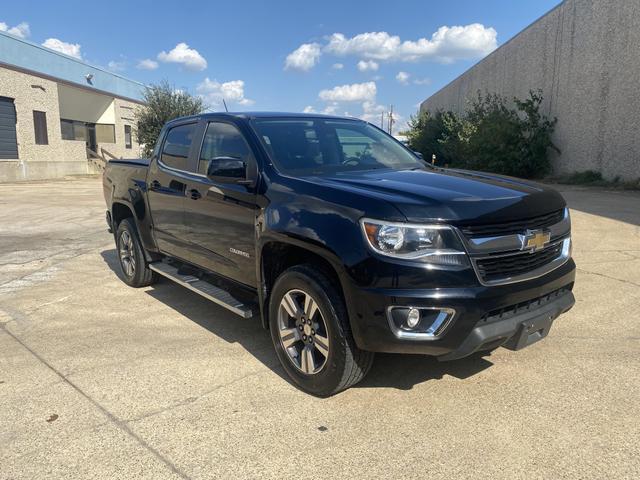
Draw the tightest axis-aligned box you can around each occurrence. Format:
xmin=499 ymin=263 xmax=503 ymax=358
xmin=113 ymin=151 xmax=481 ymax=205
xmin=300 ymin=346 xmax=315 ymax=374
xmin=303 ymin=294 xmax=319 ymax=321
xmin=314 ymin=334 xmax=329 ymax=358
xmin=281 ymin=292 xmax=300 ymax=318
xmin=279 ymin=327 xmax=299 ymax=349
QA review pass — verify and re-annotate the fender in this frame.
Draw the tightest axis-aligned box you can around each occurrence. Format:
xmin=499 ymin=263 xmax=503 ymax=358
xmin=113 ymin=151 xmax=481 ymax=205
xmin=106 ymin=167 xmax=158 ymax=255
xmin=256 ymin=231 xmax=352 ymax=330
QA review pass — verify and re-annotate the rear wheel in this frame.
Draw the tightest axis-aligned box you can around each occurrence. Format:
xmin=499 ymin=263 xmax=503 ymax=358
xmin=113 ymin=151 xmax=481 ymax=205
xmin=269 ymin=265 xmax=374 ymax=396
xmin=115 ymin=218 xmax=157 ymax=288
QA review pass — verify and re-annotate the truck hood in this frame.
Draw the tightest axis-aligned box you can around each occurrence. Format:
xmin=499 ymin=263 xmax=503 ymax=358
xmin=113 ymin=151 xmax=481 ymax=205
xmin=315 ymin=167 xmax=566 ymax=224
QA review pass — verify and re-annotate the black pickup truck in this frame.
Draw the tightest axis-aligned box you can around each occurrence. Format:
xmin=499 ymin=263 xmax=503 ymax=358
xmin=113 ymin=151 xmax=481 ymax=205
xmin=103 ymin=112 xmax=575 ymax=396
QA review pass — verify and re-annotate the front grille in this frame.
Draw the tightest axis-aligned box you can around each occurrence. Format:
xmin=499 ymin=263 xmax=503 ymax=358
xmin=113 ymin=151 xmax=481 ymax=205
xmin=461 ymin=209 xmax=564 ymax=238
xmin=475 ymin=242 xmax=564 ymax=283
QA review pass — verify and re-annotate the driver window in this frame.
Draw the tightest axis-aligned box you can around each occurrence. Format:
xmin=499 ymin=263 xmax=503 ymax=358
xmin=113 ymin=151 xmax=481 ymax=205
xmin=199 ymin=122 xmax=254 ymax=175
xmin=335 ymin=127 xmax=394 ymax=167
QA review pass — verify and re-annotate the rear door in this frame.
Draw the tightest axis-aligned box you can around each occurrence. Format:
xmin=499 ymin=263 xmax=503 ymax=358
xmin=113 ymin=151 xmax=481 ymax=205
xmin=147 ymin=121 xmax=198 ymax=259
xmin=0 ymin=97 xmax=19 ymax=159
xmin=182 ymin=120 xmax=259 ymax=287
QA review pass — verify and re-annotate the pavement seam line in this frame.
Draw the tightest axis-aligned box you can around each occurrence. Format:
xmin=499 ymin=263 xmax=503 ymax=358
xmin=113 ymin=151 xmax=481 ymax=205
xmin=0 ymin=323 xmax=192 ymax=480
xmin=576 ymin=267 xmax=640 ymax=288
xmin=123 ymin=367 xmax=275 ymax=425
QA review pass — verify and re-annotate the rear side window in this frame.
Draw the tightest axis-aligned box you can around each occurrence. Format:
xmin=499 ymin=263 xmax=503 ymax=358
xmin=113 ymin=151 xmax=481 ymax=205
xmin=198 ymin=122 xmax=254 ymax=175
xmin=161 ymin=123 xmax=196 ymax=171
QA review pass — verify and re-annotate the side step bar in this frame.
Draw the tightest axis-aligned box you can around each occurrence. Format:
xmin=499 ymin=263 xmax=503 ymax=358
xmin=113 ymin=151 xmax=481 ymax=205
xmin=149 ymin=262 xmax=253 ymax=318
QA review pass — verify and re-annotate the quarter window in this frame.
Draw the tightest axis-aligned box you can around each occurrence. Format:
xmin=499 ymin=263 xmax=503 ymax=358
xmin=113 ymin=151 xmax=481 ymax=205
xmin=161 ymin=123 xmax=196 ymax=171
xmin=198 ymin=122 xmax=253 ymax=175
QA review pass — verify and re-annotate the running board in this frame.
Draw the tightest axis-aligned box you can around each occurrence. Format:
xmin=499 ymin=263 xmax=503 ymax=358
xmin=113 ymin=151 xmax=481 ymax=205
xmin=149 ymin=262 xmax=253 ymax=318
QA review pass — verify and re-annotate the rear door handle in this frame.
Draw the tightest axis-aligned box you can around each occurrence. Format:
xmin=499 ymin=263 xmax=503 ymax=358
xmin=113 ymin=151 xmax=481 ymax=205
xmin=150 ymin=180 xmax=161 ymax=190
xmin=189 ymin=189 xmax=201 ymax=200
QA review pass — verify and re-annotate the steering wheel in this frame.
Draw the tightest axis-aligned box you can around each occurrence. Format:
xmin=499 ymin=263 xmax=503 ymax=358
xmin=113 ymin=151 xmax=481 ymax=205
xmin=341 ymin=156 xmax=360 ymax=166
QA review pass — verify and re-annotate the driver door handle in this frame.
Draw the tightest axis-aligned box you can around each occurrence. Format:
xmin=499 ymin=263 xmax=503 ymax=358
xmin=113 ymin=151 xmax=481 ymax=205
xmin=150 ymin=180 xmax=161 ymax=190
xmin=189 ymin=189 xmax=201 ymax=200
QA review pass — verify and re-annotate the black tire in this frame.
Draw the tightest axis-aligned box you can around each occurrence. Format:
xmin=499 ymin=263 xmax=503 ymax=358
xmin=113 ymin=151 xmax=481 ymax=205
xmin=269 ymin=264 xmax=374 ymax=396
xmin=115 ymin=218 xmax=157 ymax=288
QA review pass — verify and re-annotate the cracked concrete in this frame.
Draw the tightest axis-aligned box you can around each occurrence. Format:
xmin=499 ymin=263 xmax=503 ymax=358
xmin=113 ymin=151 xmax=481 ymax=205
xmin=0 ymin=178 xmax=638 ymax=479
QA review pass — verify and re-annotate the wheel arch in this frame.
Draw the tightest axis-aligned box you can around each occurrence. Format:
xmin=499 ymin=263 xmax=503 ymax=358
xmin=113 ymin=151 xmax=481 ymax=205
xmin=258 ymin=239 xmax=348 ymax=330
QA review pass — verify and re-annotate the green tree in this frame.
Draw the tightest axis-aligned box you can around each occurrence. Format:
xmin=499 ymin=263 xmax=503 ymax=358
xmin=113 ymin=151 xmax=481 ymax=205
xmin=406 ymin=110 xmax=449 ymax=163
xmin=405 ymin=90 xmax=558 ymax=178
xmin=135 ymin=81 xmax=205 ymax=157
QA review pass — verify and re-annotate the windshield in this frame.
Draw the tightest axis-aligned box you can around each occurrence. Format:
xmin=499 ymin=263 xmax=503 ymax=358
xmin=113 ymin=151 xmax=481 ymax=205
xmin=251 ymin=118 xmax=424 ymax=175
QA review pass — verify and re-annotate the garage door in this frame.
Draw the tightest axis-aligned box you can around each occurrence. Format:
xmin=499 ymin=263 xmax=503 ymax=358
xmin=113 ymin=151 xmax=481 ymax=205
xmin=0 ymin=96 xmax=19 ymax=159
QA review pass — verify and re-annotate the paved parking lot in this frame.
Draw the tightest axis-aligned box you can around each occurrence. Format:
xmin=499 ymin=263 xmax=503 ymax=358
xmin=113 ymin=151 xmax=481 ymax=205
xmin=1 ymin=177 xmax=639 ymax=479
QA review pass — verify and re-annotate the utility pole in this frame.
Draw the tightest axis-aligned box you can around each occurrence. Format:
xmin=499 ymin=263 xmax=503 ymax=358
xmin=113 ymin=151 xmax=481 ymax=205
xmin=388 ymin=105 xmax=395 ymax=135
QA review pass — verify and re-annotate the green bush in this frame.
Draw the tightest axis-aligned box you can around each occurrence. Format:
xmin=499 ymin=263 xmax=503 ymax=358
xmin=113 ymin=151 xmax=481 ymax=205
xmin=135 ymin=81 xmax=205 ymax=157
xmin=406 ymin=90 xmax=559 ymax=179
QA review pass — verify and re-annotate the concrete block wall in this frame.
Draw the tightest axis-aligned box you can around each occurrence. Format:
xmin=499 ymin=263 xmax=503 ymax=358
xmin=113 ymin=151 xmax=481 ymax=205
xmin=420 ymin=0 xmax=640 ymax=181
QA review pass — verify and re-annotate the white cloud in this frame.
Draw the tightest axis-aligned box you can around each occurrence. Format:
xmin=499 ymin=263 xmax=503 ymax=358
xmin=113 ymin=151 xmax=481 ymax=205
xmin=325 ymin=24 xmax=497 ymax=63
xmin=396 ymin=71 xmax=410 ymax=85
xmin=357 ymin=60 xmax=379 ymax=72
xmin=107 ymin=60 xmax=126 ymax=72
xmin=331 ymin=63 xmax=344 ymax=70
xmin=158 ymin=43 xmax=207 ymax=71
xmin=0 ymin=21 xmax=30 ymax=38
xmin=302 ymin=106 xmax=316 ymax=113
xmin=413 ymin=77 xmax=431 ymax=85
xmin=42 ymin=38 xmax=82 ymax=59
xmin=196 ymin=77 xmax=254 ymax=108
xmin=284 ymin=42 xmax=321 ymax=71
xmin=319 ymin=81 xmax=376 ymax=103
xmin=322 ymin=104 xmax=339 ymax=115
xmin=360 ymin=100 xmax=386 ymax=123
xmin=137 ymin=58 xmax=159 ymax=70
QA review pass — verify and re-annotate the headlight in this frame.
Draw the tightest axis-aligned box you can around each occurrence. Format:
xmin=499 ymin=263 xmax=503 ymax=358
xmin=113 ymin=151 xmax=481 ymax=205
xmin=360 ymin=218 xmax=469 ymax=268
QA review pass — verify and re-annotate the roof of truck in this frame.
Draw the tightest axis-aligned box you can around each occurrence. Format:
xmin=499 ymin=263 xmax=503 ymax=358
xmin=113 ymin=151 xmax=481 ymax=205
xmin=169 ymin=111 xmax=364 ymax=123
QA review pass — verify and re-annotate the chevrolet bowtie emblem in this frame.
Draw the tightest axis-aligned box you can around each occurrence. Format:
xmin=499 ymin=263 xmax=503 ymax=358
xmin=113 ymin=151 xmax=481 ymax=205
xmin=520 ymin=229 xmax=551 ymax=252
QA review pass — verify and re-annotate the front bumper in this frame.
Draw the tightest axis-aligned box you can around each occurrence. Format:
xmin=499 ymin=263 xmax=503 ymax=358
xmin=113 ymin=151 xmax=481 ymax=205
xmin=343 ymin=258 xmax=576 ymax=359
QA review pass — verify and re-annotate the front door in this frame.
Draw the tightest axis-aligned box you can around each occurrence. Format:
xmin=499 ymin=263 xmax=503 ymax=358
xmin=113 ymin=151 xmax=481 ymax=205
xmin=86 ymin=123 xmax=97 ymax=153
xmin=147 ymin=122 xmax=198 ymax=259
xmin=182 ymin=121 xmax=258 ymax=287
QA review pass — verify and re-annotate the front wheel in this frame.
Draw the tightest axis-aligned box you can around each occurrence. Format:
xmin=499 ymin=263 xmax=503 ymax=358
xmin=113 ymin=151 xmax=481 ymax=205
xmin=115 ymin=218 xmax=157 ymax=288
xmin=269 ymin=265 xmax=374 ymax=396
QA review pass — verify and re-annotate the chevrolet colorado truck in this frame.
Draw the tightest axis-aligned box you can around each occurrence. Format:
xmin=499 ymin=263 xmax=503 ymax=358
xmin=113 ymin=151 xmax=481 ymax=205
xmin=103 ymin=112 xmax=576 ymax=396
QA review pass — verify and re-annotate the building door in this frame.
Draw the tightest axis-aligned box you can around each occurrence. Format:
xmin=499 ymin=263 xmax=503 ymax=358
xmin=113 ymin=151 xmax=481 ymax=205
xmin=0 ymin=97 xmax=18 ymax=159
xmin=86 ymin=123 xmax=97 ymax=153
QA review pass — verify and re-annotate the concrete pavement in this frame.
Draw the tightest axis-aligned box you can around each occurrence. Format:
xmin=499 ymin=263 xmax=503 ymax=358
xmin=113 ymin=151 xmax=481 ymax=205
xmin=1 ymin=178 xmax=638 ymax=479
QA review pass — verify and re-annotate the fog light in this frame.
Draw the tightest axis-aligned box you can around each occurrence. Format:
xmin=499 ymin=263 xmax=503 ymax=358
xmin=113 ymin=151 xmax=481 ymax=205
xmin=406 ymin=308 xmax=420 ymax=328
xmin=388 ymin=306 xmax=457 ymax=340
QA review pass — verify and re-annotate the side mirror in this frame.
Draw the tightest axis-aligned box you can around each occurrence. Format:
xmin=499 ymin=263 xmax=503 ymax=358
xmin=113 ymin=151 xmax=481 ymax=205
xmin=413 ymin=151 xmax=424 ymax=160
xmin=207 ymin=156 xmax=247 ymax=183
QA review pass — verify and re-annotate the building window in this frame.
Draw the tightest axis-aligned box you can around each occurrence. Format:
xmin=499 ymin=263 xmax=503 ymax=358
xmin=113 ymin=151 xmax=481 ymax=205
xmin=124 ymin=125 xmax=132 ymax=149
xmin=60 ymin=119 xmax=86 ymax=141
xmin=33 ymin=111 xmax=49 ymax=145
xmin=95 ymin=124 xmax=115 ymax=143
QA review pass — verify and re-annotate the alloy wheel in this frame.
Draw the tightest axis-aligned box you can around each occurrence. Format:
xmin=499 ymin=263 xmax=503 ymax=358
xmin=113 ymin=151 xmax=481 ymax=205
xmin=118 ymin=230 xmax=136 ymax=277
xmin=277 ymin=289 xmax=330 ymax=374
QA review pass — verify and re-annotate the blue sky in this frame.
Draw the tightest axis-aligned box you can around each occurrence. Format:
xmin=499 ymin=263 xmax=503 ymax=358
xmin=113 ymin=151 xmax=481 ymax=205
xmin=1 ymin=0 xmax=560 ymax=132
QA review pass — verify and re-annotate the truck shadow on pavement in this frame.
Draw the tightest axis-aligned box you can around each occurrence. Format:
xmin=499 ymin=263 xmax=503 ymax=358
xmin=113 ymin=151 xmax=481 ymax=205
xmin=101 ymin=249 xmax=494 ymax=392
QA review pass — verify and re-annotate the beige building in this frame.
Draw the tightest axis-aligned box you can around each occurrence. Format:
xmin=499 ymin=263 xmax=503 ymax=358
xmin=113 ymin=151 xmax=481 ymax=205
xmin=420 ymin=0 xmax=640 ymax=181
xmin=0 ymin=31 xmax=145 ymax=182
